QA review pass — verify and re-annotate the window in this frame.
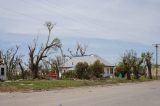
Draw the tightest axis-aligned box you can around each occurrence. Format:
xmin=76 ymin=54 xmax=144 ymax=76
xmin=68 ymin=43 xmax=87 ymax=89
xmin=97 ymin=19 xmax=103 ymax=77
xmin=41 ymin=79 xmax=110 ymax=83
xmin=110 ymin=70 xmax=113 ymax=74
xmin=110 ymin=68 xmax=113 ymax=74
xmin=1 ymin=68 xmax=4 ymax=76
xmin=107 ymin=70 xmax=109 ymax=74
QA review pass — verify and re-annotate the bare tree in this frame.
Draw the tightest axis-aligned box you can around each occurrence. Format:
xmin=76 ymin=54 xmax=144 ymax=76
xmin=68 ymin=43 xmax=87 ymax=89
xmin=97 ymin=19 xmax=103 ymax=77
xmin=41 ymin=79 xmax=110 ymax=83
xmin=28 ymin=22 xmax=61 ymax=79
xmin=66 ymin=42 xmax=88 ymax=59
xmin=141 ymin=52 xmax=153 ymax=79
xmin=1 ymin=46 xmax=23 ymax=80
xmin=132 ymin=57 xmax=143 ymax=79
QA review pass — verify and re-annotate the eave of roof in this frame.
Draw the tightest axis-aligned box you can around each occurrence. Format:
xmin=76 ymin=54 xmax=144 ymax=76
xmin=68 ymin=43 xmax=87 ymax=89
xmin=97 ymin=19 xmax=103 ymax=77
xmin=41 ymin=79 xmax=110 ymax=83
xmin=62 ymin=54 xmax=114 ymax=67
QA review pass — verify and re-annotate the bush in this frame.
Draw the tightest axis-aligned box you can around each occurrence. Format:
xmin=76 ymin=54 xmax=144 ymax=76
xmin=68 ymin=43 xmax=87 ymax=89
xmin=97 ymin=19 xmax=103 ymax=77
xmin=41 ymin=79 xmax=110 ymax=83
xmin=62 ymin=71 xmax=76 ymax=79
xmin=90 ymin=60 xmax=104 ymax=78
xmin=75 ymin=60 xmax=105 ymax=79
xmin=75 ymin=62 xmax=89 ymax=79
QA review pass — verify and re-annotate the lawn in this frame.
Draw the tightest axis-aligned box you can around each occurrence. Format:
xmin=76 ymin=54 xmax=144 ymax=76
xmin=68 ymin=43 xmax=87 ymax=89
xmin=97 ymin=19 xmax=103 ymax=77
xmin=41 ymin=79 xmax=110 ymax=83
xmin=0 ymin=78 xmax=153 ymax=92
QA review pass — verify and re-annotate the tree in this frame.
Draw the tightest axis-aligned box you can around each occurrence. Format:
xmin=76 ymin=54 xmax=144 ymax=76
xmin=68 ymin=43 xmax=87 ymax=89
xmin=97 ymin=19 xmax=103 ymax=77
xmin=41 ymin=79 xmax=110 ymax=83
xmin=141 ymin=52 xmax=153 ymax=79
xmin=28 ymin=22 xmax=61 ymax=79
xmin=90 ymin=60 xmax=104 ymax=78
xmin=19 ymin=62 xmax=25 ymax=80
xmin=40 ymin=54 xmax=64 ymax=79
xmin=122 ymin=50 xmax=137 ymax=80
xmin=114 ymin=62 xmax=126 ymax=78
xmin=132 ymin=58 xmax=143 ymax=79
xmin=50 ymin=56 xmax=64 ymax=78
xmin=117 ymin=50 xmax=150 ymax=80
xmin=1 ymin=46 xmax=23 ymax=80
xmin=75 ymin=60 xmax=104 ymax=79
xmin=66 ymin=42 xmax=88 ymax=59
xmin=75 ymin=62 xmax=89 ymax=79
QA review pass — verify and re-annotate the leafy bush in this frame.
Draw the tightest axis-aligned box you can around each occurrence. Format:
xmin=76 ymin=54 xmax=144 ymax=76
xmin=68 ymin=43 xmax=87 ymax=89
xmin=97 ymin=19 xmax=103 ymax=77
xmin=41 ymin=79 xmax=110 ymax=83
xmin=90 ymin=60 xmax=104 ymax=78
xmin=62 ymin=71 xmax=76 ymax=79
xmin=75 ymin=60 xmax=105 ymax=79
xmin=75 ymin=62 xmax=89 ymax=79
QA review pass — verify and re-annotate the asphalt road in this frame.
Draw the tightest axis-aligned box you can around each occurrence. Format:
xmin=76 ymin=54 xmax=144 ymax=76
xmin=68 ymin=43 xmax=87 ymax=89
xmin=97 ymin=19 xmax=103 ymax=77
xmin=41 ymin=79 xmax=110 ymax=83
xmin=0 ymin=80 xmax=160 ymax=106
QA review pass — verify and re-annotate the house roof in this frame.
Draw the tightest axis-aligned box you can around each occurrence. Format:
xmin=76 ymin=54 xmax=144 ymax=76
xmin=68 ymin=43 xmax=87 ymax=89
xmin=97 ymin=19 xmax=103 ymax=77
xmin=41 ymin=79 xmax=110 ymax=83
xmin=62 ymin=54 xmax=114 ymax=68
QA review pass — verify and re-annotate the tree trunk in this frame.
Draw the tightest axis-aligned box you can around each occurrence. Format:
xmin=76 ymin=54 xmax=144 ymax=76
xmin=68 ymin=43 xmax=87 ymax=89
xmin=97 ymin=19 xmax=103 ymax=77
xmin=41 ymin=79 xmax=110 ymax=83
xmin=32 ymin=66 xmax=39 ymax=79
xmin=33 ymin=69 xmax=39 ymax=79
xmin=134 ymin=71 xmax=139 ymax=79
xmin=126 ymin=71 xmax=131 ymax=80
xmin=133 ymin=67 xmax=139 ymax=79
xmin=148 ymin=65 xmax=152 ymax=79
xmin=19 ymin=63 xmax=25 ymax=80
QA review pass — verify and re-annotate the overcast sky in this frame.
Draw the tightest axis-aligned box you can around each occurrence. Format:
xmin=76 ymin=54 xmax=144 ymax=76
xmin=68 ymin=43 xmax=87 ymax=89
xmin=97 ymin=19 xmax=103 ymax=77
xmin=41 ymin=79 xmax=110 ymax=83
xmin=0 ymin=0 xmax=159 ymax=64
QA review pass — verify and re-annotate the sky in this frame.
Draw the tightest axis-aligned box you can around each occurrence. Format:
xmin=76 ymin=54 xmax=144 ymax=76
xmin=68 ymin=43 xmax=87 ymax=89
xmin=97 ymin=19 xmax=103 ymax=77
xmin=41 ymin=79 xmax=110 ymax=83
xmin=0 ymin=0 xmax=160 ymax=64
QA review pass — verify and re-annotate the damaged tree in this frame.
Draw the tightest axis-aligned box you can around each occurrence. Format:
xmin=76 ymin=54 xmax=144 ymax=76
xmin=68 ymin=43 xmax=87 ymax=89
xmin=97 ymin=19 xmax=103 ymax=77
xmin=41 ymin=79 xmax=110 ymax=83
xmin=141 ymin=52 xmax=153 ymax=79
xmin=122 ymin=50 xmax=137 ymax=80
xmin=1 ymin=46 xmax=23 ymax=80
xmin=66 ymin=42 xmax=88 ymax=59
xmin=28 ymin=22 xmax=61 ymax=79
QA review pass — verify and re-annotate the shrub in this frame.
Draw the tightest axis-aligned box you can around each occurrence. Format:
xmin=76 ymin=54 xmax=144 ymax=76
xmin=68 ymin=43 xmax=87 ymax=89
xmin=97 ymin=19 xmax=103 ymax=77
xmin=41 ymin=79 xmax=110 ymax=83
xmin=75 ymin=62 xmax=89 ymax=79
xmin=75 ymin=60 xmax=104 ymax=79
xmin=62 ymin=71 xmax=76 ymax=79
xmin=90 ymin=60 xmax=104 ymax=78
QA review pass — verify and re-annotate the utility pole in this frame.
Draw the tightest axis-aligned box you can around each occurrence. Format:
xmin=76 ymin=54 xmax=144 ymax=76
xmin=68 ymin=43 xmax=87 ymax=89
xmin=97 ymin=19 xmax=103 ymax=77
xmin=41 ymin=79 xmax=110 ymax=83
xmin=152 ymin=44 xmax=160 ymax=78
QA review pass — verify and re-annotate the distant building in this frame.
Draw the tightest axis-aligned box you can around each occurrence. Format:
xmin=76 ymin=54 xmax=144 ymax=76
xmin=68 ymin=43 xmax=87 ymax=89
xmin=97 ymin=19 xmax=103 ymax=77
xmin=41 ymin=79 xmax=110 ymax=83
xmin=62 ymin=54 xmax=115 ymax=77
xmin=0 ymin=65 xmax=7 ymax=80
xmin=151 ymin=65 xmax=160 ymax=77
xmin=0 ymin=51 xmax=7 ymax=80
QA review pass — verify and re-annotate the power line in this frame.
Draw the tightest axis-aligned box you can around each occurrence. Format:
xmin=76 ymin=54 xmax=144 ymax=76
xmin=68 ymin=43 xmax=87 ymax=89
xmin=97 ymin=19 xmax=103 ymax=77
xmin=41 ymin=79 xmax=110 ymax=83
xmin=18 ymin=0 xmax=90 ymax=34
xmin=20 ymin=0 xmax=97 ymax=28
xmin=33 ymin=0 xmax=106 ymax=36
xmin=1 ymin=0 xmax=110 ymax=37
xmin=0 ymin=6 xmax=43 ymax=24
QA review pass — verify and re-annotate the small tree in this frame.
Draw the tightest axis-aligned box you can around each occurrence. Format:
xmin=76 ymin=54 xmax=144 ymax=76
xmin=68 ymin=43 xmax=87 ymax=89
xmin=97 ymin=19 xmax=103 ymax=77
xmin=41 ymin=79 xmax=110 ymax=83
xmin=141 ymin=52 xmax=153 ymax=79
xmin=75 ymin=62 xmax=89 ymax=79
xmin=75 ymin=60 xmax=104 ymax=79
xmin=122 ymin=50 xmax=137 ymax=80
xmin=1 ymin=46 xmax=23 ymax=80
xmin=114 ymin=62 xmax=126 ymax=78
xmin=50 ymin=56 xmax=64 ymax=78
xmin=132 ymin=57 xmax=144 ymax=79
xmin=90 ymin=60 xmax=104 ymax=78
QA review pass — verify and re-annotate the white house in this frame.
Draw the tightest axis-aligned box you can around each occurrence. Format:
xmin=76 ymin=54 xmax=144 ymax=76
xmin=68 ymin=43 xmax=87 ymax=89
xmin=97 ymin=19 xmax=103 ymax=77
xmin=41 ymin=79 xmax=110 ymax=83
xmin=62 ymin=54 xmax=115 ymax=77
xmin=0 ymin=51 xmax=7 ymax=80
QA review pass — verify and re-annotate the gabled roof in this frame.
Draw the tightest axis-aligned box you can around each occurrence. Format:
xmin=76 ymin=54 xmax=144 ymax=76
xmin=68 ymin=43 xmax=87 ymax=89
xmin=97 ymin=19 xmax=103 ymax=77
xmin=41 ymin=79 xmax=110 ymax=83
xmin=62 ymin=54 xmax=114 ymax=68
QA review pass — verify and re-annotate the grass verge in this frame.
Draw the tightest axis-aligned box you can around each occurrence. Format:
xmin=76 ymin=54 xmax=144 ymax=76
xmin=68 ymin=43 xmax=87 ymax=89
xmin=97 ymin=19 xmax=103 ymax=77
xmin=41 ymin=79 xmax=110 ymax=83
xmin=0 ymin=78 xmax=155 ymax=92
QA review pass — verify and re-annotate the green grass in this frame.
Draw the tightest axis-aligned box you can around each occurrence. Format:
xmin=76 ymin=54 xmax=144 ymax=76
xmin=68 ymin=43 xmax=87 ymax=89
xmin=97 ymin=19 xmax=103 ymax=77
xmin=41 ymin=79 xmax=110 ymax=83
xmin=0 ymin=78 xmax=155 ymax=92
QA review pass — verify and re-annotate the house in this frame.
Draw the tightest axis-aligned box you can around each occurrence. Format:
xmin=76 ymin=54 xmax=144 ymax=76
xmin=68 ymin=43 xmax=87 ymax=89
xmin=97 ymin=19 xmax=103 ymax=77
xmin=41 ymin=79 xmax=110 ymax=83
xmin=62 ymin=54 xmax=115 ymax=77
xmin=0 ymin=65 xmax=7 ymax=80
xmin=0 ymin=52 xmax=7 ymax=80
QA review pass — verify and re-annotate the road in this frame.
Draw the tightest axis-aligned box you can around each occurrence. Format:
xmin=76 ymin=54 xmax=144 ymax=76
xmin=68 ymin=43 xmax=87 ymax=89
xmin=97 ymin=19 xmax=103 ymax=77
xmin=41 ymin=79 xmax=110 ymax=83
xmin=0 ymin=81 xmax=160 ymax=106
